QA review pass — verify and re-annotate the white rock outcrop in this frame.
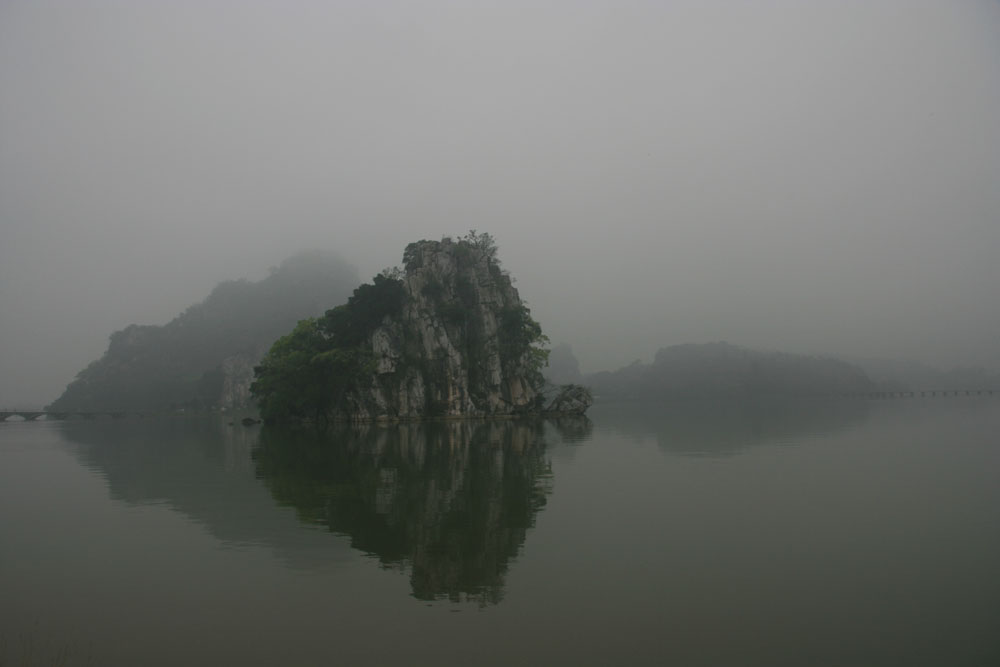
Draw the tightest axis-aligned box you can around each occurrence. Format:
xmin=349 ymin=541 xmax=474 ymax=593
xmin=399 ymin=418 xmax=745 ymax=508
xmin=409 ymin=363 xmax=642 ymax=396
xmin=330 ymin=239 xmax=545 ymax=421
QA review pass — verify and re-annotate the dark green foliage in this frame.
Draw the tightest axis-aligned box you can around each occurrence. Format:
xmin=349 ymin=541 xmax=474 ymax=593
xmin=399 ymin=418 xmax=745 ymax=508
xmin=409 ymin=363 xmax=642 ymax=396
xmin=320 ymin=274 xmax=406 ymax=347
xmin=498 ymin=306 xmax=536 ymax=358
xmin=252 ymin=276 xmax=405 ymax=423
xmin=461 ymin=229 xmax=498 ymax=264
xmin=379 ymin=266 xmax=403 ymax=281
xmin=251 ymin=319 xmax=370 ymax=424
xmin=498 ymin=305 xmax=549 ymax=379
xmin=403 ymin=241 xmax=427 ymax=271
xmin=47 ymin=251 xmax=358 ymax=412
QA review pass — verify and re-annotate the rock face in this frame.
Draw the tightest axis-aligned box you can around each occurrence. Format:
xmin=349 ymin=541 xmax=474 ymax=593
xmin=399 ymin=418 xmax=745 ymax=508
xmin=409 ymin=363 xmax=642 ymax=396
xmin=545 ymin=384 xmax=594 ymax=415
xmin=330 ymin=238 xmax=546 ymax=421
xmin=219 ymin=350 xmax=262 ymax=411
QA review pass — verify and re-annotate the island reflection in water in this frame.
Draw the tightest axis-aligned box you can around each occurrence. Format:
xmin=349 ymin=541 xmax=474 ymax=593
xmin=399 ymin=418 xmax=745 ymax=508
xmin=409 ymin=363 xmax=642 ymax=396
xmin=32 ymin=399 xmax=1000 ymax=666
xmin=253 ymin=417 xmax=589 ymax=605
xmin=591 ymin=396 xmax=870 ymax=456
xmin=59 ymin=415 xmax=589 ymax=605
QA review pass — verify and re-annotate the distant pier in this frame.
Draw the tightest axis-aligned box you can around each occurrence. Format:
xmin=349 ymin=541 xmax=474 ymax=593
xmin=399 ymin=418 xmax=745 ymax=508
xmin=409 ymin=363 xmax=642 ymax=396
xmin=842 ymin=389 xmax=996 ymax=399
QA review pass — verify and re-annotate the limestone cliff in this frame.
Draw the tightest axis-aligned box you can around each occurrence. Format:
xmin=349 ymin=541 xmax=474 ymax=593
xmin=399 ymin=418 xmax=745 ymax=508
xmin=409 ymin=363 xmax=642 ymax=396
xmin=251 ymin=234 xmax=590 ymax=423
xmin=336 ymin=238 xmax=544 ymax=420
xmin=219 ymin=349 xmax=264 ymax=411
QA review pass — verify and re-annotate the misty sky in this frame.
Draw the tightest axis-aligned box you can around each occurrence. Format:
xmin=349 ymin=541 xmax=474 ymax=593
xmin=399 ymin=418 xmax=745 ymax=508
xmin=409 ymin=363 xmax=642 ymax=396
xmin=2 ymin=0 xmax=999 ymax=407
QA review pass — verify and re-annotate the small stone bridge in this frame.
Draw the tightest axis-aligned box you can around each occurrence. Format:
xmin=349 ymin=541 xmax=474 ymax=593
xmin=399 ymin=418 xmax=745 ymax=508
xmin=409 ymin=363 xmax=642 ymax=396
xmin=0 ymin=410 xmax=141 ymax=422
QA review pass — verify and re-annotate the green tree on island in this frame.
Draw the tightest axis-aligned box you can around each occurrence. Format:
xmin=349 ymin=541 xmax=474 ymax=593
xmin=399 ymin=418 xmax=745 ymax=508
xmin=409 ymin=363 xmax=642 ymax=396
xmin=251 ymin=273 xmax=406 ymax=424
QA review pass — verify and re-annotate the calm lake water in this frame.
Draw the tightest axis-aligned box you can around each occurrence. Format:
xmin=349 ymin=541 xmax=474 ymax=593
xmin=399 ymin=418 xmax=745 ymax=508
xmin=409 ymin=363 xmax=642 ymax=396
xmin=1 ymin=398 xmax=998 ymax=666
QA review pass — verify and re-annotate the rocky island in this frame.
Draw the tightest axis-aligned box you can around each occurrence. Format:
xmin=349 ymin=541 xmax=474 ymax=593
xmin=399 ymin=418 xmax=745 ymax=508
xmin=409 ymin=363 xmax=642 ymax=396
xmin=46 ymin=252 xmax=358 ymax=413
xmin=251 ymin=232 xmax=592 ymax=424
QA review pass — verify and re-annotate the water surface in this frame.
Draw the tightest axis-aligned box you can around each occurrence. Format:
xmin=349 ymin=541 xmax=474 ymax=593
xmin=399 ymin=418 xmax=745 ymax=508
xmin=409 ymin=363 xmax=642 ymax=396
xmin=1 ymin=398 xmax=997 ymax=665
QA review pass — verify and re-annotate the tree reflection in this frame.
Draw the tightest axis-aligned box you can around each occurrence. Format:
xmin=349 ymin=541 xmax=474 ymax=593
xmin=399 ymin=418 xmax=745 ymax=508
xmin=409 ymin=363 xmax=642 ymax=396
xmin=253 ymin=419 xmax=564 ymax=605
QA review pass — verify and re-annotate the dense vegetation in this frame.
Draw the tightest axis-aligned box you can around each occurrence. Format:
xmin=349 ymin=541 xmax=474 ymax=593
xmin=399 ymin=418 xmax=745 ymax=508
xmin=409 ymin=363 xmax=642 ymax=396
xmin=47 ymin=252 xmax=358 ymax=412
xmin=250 ymin=274 xmax=406 ymax=423
xmin=587 ymin=342 xmax=875 ymax=400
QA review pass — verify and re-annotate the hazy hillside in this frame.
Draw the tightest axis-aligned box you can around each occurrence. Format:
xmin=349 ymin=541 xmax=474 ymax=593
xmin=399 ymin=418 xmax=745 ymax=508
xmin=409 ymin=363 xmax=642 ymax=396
xmin=47 ymin=252 xmax=357 ymax=412
xmin=543 ymin=342 xmax=583 ymax=386
xmin=848 ymin=357 xmax=1000 ymax=392
xmin=587 ymin=342 xmax=875 ymax=400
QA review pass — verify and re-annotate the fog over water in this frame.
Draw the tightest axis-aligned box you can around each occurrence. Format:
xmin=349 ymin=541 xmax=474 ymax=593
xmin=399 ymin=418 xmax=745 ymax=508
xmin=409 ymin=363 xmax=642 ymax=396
xmin=2 ymin=1 xmax=999 ymax=407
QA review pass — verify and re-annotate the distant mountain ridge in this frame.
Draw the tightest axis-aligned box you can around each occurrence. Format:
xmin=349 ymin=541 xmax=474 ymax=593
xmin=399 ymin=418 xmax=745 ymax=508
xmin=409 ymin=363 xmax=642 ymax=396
xmin=846 ymin=356 xmax=1000 ymax=392
xmin=47 ymin=251 xmax=358 ymax=412
xmin=587 ymin=342 xmax=875 ymax=400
